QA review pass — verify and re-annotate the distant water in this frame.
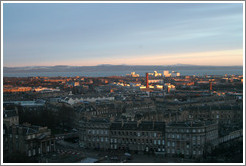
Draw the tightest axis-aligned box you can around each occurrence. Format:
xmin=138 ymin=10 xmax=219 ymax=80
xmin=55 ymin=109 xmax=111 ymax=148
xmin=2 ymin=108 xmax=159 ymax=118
xmin=3 ymin=69 xmax=243 ymax=77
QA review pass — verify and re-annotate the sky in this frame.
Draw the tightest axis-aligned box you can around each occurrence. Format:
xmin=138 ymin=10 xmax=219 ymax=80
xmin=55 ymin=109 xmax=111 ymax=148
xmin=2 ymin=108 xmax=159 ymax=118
xmin=3 ymin=3 xmax=244 ymax=67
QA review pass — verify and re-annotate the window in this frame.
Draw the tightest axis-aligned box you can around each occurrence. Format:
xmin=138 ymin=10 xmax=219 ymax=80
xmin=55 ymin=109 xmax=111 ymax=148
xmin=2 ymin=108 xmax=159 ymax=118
xmin=193 ymin=150 xmax=196 ymax=155
xmin=158 ymin=140 xmax=161 ymax=145
xmin=154 ymin=133 xmax=157 ymax=137
xmin=154 ymin=140 xmax=157 ymax=145
xmin=167 ymin=142 xmax=170 ymax=147
xmin=137 ymin=132 xmax=140 ymax=137
xmin=162 ymin=140 xmax=165 ymax=145
xmin=172 ymin=142 xmax=175 ymax=147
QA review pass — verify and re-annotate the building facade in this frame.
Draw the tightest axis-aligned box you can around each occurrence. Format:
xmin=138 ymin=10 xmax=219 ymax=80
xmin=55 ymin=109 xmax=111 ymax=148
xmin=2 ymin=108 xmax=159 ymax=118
xmin=165 ymin=121 xmax=218 ymax=158
xmin=3 ymin=109 xmax=56 ymax=158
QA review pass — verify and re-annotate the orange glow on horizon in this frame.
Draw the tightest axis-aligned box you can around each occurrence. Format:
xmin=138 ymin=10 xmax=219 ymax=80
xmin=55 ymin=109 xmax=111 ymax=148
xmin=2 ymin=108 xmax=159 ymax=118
xmin=6 ymin=49 xmax=243 ymax=67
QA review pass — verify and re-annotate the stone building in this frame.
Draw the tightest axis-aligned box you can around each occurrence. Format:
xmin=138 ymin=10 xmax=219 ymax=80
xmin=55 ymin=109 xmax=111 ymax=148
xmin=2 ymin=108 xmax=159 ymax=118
xmin=109 ymin=121 xmax=165 ymax=153
xmin=3 ymin=109 xmax=56 ymax=158
xmin=165 ymin=121 xmax=218 ymax=158
xmin=79 ymin=118 xmax=110 ymax=150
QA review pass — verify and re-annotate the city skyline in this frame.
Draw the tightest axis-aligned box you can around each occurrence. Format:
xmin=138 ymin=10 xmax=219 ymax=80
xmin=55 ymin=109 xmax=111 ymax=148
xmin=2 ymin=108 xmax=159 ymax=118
xmin=3 ymin=2 xmax=244 ymax=67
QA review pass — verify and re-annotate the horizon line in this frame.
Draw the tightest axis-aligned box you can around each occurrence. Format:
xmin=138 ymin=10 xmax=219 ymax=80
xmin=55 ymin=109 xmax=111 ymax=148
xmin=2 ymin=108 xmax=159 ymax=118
xmin=3 ymin=64 xmax=244 ymax=68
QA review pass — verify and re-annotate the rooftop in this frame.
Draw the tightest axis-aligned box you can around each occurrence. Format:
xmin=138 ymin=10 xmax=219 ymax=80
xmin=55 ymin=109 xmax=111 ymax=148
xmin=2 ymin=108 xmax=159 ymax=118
xmin=110 ymin=121 xmax=165 ymax=131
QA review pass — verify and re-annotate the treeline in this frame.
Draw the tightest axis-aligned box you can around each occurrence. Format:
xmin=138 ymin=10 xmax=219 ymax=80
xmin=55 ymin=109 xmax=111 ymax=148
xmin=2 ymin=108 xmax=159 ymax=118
xmin=17 ymin=104 xmax=75 ymax=134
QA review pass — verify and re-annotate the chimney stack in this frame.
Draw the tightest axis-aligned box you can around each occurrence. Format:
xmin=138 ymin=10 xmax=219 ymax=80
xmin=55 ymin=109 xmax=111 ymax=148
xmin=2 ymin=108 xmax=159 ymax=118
xmin=209 ymin=81 xmax=212 ymax=91
xmin=146 ymin=73 xmax=149 ymax=88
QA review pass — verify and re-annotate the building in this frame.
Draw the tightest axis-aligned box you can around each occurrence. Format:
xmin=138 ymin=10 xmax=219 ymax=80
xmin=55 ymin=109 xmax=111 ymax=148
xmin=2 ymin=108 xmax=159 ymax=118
xmin=126 ymin=72 xmax=139 ymax=77
xmin=3 ymin=100 xmax=46 ymax=112
xmin=171 ymin=71 xmax=181 ymax=77
xmin=3 ymin=109 xmax=56 ymax=157
xmin=163 ymin=71 xmax=171 ymax=77
xmin=109 ymin=121 xmax=165 ymax=154
xmin=79 ymin=118 xmax=110 ymax=150
xmin=165 ymin=121 xmax=218 ymax=158
xmin=154 ymin=71 xmax=162 ymax=77
xmin=61 ymin=96 xmax=115 ymax=105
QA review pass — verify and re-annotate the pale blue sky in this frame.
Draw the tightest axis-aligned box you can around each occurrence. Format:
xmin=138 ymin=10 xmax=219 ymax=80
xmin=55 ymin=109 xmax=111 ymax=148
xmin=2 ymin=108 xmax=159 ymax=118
xmin=3 ymin=3 xmax=244 ymax=67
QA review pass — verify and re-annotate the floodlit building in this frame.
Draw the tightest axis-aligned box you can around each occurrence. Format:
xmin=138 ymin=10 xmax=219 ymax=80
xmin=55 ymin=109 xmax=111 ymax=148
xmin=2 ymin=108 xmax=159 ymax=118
xmin=126 ymin=72 xmax=139 ymax=77
xmin=163 ymin=70 xmax=171 ymax=77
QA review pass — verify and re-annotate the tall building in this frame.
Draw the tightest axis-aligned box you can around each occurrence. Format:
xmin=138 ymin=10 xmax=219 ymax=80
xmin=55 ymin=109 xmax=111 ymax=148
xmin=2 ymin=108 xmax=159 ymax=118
xmin=163 ymin=71 xmax=171 ymax=77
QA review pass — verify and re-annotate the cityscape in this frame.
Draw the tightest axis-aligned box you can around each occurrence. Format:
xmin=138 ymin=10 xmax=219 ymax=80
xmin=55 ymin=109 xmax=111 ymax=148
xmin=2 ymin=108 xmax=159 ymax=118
xmin=2 ymin=2 xmax=244 ymax=164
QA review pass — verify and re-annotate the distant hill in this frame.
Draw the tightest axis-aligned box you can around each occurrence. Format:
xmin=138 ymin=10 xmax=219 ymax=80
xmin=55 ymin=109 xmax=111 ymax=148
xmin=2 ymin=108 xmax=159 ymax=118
xmin=3 ymin=64 xmax=243 ymax=73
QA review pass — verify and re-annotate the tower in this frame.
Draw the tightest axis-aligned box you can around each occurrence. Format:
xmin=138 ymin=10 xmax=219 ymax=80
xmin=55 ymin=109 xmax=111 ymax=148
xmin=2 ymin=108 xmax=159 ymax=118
xmin=209 ymin=81 xmax=212 ymax=91
xmin=146 ymin=73 xmax=149 ymax=88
